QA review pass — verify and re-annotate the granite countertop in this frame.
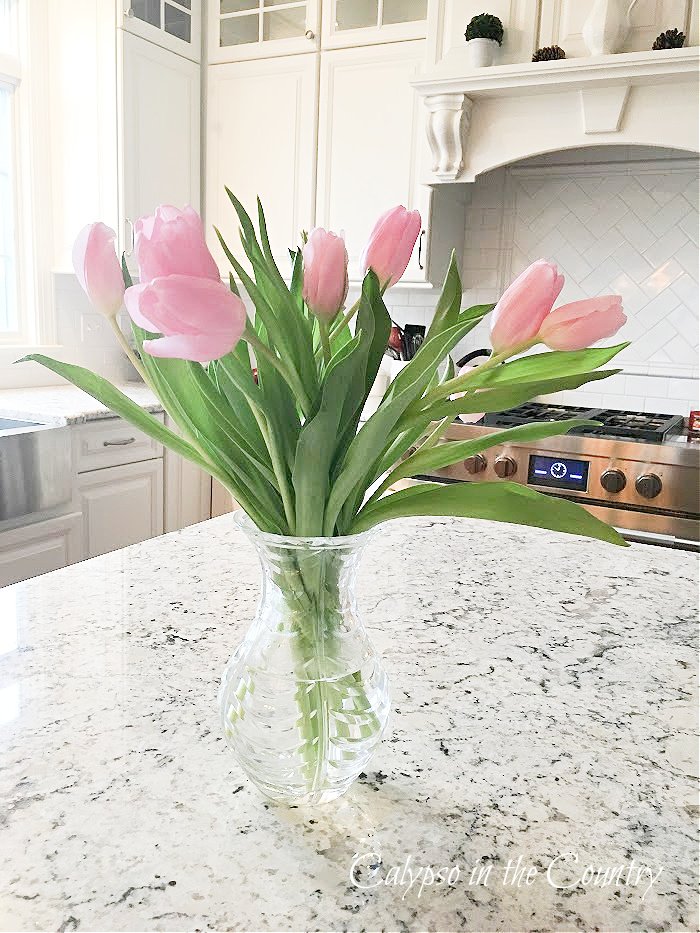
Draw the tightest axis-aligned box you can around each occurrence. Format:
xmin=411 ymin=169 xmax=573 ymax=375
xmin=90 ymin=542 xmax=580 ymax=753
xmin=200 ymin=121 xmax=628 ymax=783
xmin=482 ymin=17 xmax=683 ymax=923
xmin=0 ymin=383 xmax=162 ymax=426
xmin=1 ymin=516 xmax=697 ymax=932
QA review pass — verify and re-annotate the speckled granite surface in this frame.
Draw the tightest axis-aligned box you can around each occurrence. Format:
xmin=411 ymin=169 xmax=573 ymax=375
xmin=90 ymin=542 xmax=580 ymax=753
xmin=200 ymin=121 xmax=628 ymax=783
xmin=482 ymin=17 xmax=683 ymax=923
xmin=0 ymin=383 xmax=162 ymax=425
xmin=0 ymin=516 xmax=697 ymax=932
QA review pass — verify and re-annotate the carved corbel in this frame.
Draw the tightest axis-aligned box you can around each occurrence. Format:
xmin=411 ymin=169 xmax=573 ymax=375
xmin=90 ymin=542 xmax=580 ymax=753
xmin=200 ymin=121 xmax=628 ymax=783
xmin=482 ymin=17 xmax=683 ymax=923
xmin=424 ymin=93 xmax=472 ymax=182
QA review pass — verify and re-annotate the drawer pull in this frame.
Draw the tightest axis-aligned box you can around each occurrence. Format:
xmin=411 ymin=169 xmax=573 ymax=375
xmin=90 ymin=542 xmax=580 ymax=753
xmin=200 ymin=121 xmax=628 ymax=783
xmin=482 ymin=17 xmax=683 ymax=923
xmin=103 ymin=437 xmax=136 ymax=446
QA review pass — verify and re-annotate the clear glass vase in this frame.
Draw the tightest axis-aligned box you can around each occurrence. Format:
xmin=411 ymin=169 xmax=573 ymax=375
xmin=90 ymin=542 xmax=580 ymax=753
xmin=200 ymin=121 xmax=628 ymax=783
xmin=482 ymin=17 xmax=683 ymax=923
xmin=219 ymin=512 xmax=391 ymax=805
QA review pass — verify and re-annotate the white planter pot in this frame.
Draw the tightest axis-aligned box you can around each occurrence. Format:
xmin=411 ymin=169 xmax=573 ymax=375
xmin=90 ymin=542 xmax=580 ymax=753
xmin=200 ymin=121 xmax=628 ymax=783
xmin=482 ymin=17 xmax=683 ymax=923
xmin=467 ymin=38 xmax=499 ymax=68
xmin=582 ymin=0 xmax=639 ymax=55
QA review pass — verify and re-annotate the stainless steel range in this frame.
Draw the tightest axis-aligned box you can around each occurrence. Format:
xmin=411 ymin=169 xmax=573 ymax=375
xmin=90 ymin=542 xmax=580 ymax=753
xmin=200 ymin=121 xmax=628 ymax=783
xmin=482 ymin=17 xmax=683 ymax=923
xmin=418 ymin=403 xmax=700 ymax=549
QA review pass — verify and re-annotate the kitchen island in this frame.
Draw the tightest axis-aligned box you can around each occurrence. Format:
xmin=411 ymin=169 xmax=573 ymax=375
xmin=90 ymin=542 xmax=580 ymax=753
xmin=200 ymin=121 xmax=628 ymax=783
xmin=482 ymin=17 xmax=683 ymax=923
xmin=1 ymin=516 xmax=697 ymax=932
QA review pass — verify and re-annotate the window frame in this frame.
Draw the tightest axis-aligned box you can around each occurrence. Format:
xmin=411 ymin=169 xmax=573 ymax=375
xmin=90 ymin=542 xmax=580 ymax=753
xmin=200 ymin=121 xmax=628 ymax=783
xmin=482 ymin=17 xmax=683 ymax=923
xmin=0 ymin=0 xmax=54 ymax=351
xmin=0 ymin=48 xmax=22 ymax=343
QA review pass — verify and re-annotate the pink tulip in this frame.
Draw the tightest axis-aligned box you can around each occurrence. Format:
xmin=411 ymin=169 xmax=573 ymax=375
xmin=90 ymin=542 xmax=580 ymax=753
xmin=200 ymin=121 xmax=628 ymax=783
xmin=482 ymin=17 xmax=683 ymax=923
xmin=302 ymin=227 xmax=348 ymax=320
xmin=124 ymin=275 xmax=247 ymax=362
xmin=538 ymin=296 xmax=626 ymax=351
xmin=134 ymin=205 xmax=220 ymax=284
xmin=360 ymin=206 xmax=421 ymax=289
xmin=490 ymin=260 xmax=565 ymax=353
xmin=72 ymin=223 xmax=125 ymax=319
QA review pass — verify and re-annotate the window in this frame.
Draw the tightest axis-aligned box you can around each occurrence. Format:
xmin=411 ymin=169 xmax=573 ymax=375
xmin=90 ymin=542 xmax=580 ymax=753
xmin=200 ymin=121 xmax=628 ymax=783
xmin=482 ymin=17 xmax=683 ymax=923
xmin=0 ymin=0 xmax=21 ymax=340
xmin=0 ymin=84 xmax=18 ymax=335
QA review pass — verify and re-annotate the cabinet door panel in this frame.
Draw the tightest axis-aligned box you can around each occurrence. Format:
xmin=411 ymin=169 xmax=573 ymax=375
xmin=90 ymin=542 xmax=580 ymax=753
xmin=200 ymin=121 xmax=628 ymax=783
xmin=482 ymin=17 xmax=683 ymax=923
xmin=79 ymin=461 xmax=164 ymax=559
xmin=207 ymin=54 xmax=318 ymax=273
xmin=121 ymin=0 xmax=201 ymax=62
xmin=0 ymin=513 xmax=82 ymax=588
xmin=322 ymin=0 xmax=428 ymax=49
xmin=428 ymin=0 xmax=539 ymax=67
xmin=538 ymin=0 xmax=692 ymax=58
xmin=316 ymin=42 xmax=429 ymax=283
xmin=164 ymin=417 xmax=211 ymax=531
xmin=121 ymin=32 xmax=200 ymax=265
xmin=209 ymin=0 xmax=320 ymax=62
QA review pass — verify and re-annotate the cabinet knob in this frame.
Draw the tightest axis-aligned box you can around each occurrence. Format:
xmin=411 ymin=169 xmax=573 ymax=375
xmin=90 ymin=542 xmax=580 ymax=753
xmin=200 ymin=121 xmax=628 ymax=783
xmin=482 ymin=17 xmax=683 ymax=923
xmin=305 ymin=29 xmax=315 ymax=39
xmin=126 ymin=6 xmax=134 ymax=17
xmin=600 ymin=469 xmax=626 ymax=494
xmin=494 ymin=455 xmax=517 ymax=478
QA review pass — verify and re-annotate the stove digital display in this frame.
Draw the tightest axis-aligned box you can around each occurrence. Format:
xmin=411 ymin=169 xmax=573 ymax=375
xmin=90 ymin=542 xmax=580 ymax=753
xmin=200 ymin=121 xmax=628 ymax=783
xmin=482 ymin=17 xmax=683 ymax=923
xmin=528 ymin=455 xmax=589 ymax=492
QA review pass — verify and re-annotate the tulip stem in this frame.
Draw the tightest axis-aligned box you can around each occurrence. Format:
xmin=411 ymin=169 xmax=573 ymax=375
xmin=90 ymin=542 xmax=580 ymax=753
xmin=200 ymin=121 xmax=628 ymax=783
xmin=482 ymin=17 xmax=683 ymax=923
xmin=254 ymin=410 xmax=296 ymax=534
xmin=328 ymin=298 xmax=361 ymax=342
xmin=325 ymin=280 xmax=388 ymax=346
xmin=109 ymin=316 xmax=150 ymax=384
xmin=243 ymin=326 xmax=312 ymax=417
xmin=318 ymin=320 xmax=331 ymax=367
xmin=419 ymin=340 xmax=537 ymax=407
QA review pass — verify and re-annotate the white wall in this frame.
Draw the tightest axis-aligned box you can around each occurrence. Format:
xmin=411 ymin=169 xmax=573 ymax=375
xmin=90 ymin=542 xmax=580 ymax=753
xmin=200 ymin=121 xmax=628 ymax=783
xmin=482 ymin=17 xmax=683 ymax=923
xmin=382 ymin=145 xmax=700 ymax=418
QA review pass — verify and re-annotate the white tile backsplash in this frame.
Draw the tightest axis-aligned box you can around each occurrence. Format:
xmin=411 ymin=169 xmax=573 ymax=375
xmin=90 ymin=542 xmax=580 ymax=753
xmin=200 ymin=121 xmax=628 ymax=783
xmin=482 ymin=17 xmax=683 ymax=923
xmin=382 ymin=149 xmax=699 ymax=419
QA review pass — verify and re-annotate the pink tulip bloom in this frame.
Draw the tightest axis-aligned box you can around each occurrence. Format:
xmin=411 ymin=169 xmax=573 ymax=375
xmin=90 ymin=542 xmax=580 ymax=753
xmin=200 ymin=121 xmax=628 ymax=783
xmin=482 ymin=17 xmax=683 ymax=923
xmin=360 ymin=206 xmax=421 ymax=289
xmin=124 ymin=275 xmax=247 ymax=362
xmin=72 ymin=222 xmax=125 ymax=319
xmin=490 ymin=260 xmax=565 ymax=353
xmin=134 ymin=205 xmax=220 ymax=284
xmin=538 ymin=296 xmax=626 ymax=351
xmin=302 ymin=227 xmax=348 ymax=320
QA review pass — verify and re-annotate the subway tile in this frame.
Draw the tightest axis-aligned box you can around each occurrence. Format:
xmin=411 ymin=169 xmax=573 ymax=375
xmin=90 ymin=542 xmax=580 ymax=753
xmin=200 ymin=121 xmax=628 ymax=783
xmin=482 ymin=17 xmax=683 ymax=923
xmin=644 ymin=397 xmax=691 ymax=416
xmin=668 ymin=377 xmax=700 ymax=403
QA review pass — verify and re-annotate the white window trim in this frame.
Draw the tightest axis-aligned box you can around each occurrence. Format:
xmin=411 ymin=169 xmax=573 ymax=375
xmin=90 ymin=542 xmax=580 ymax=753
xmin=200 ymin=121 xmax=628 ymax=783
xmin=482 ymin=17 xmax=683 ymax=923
xmin=0 ymin=0 xmax=55 ymax=352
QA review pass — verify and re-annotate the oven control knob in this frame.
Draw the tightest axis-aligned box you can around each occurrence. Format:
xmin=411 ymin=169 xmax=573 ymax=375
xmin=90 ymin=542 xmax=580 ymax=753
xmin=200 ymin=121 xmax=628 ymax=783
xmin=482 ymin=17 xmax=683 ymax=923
xmin=464 ymin=454 xmax=487 ymax=474
xmin=600 ymin=469 xmax=626 ymax=494
xmin=635 ymin=473 xmax=662 ymax=500
xmin=494 ymin=455 xmax=517 ymax=478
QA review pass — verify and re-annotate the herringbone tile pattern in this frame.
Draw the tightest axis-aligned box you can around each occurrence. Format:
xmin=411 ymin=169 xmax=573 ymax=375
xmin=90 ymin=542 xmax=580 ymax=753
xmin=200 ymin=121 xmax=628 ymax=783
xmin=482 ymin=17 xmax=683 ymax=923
xmin=510 ymin=171 xmax=698 ymax=370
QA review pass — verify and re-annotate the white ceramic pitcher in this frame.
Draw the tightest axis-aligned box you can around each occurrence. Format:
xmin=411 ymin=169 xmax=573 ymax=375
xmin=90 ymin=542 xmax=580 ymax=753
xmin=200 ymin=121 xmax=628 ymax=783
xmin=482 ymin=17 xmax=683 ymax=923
xmin=582 ymin=0 xmax=640 ymax=55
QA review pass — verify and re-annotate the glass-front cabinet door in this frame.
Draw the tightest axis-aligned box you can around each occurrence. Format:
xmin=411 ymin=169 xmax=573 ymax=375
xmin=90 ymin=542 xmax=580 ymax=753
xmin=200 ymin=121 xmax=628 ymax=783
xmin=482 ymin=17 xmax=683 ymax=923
xmin=122 ymin=0 xmax=201 ymax=62
xmin=209 ymin=0 xmax=321 ymax=62
xmin=321 ymin=0 xmax=428 ymax=48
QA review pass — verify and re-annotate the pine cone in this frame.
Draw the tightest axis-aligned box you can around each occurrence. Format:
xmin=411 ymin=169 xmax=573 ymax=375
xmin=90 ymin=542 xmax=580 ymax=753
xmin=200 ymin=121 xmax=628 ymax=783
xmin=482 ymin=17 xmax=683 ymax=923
xmin=532 ymin=45 xmax=566 ymax=62
xmin=652 ymin=28 xmax=686 ymax=50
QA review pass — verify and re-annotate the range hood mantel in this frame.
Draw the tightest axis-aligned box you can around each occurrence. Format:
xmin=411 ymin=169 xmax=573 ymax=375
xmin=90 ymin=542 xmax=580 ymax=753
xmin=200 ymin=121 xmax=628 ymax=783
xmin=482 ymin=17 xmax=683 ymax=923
xmin=411 ymin=48 xmax=700 ymax=183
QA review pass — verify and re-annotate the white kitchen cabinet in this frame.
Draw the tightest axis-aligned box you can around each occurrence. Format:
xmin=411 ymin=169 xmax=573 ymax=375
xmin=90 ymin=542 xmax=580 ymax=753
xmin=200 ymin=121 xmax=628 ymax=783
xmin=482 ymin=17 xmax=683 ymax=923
xmin=163 ymin=416 xmax=212 ymax=531
xmin=207 ymin=54 xmax=318 ymax=273
xmin=120 ymin=0 xmax=202 ymax=62
xmin=208 ymin=0 xmax=320 ymax=63
xmin=0 ymin=513 xmax=83 ymax=588
xmin=427 ymin=0 xmax=540 ymax=68
xmin=316 ymin=41 xmax=458 ymax=286
xmin=78 ymin=460 xmax=164 ymax=559
xmin=211 ymin=479 xmax=237 ymax=518
xmin=538 ymin=0 xmax=693 ymax=58
xmin=321 ymin=0 xmax=428 ymax=49
xmin=120 ymin=31 xmax=201 ymax=269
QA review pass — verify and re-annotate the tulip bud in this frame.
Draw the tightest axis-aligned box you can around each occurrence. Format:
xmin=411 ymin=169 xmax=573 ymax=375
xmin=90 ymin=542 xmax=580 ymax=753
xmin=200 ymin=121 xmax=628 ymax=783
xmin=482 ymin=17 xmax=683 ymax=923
xmin=134 ymin=205 xmax=220 ymax=284
xmin=302 ymin=227 xmax=348 ymax=320
xmin=490 ymin=260 xmax=564 ymax=354
xmin=360 ymin=206 xmax=421 ymax=289
xmin=72 ymin=223 xmax=125 ymax=320
xmin=538 ymin=296 xmax=626 ymax=351
xmin=124 ymin=275 xmax=247 ymax=362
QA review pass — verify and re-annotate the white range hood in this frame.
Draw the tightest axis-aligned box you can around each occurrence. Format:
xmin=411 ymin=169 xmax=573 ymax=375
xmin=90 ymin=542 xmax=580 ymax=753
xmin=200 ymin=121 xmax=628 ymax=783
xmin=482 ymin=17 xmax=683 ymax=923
xmin=411 ymin=47 xmax=700 ymax=182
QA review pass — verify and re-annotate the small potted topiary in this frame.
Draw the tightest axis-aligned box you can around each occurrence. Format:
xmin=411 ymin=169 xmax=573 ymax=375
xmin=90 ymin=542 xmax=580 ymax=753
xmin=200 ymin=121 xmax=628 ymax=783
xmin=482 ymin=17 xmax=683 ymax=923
xmin=465 ymin=12 xmax=504 ymax=67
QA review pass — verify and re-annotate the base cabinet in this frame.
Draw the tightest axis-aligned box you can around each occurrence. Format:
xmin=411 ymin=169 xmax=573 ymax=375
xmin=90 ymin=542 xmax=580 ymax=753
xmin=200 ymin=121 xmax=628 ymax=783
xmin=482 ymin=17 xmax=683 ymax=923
xmin=211 ymin=479 xmax=238 ymax=518
xmin=0 ymin=513 xmax=83 ymax=588
xmin=78 ymin=460 xmax=164 ymax=559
